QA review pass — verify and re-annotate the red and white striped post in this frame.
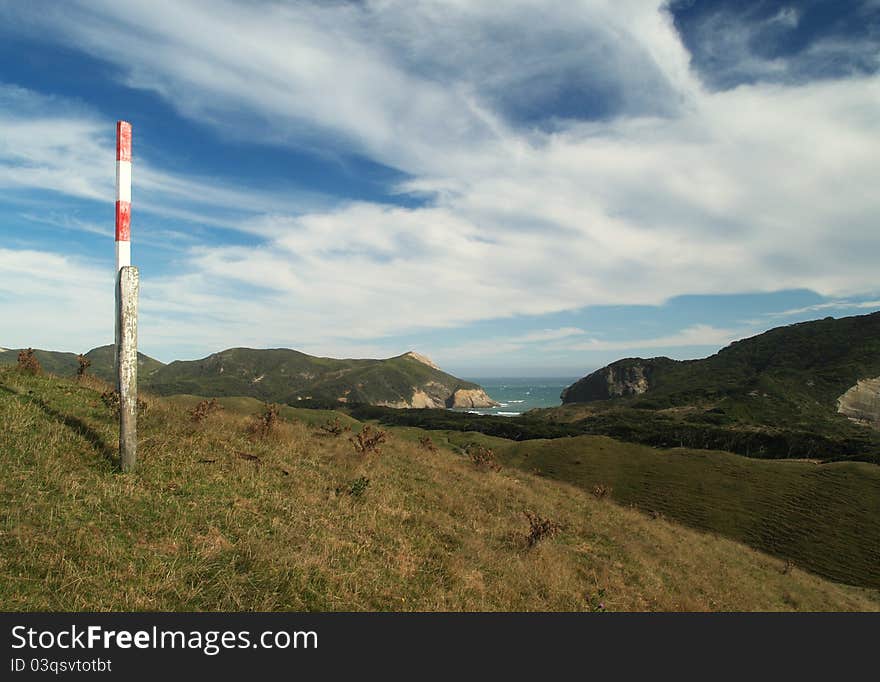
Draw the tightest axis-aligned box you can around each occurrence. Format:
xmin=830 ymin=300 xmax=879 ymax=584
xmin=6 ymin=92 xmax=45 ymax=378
xmin=115 ymin=120 xmax=132 ymax=272
xmin=114 ymin=120 xmax=139 ymax=472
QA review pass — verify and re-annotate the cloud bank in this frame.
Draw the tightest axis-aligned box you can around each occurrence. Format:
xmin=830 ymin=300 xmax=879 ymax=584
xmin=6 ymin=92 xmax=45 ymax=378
xmin=0 ymin=1 xmax=878 ymax=363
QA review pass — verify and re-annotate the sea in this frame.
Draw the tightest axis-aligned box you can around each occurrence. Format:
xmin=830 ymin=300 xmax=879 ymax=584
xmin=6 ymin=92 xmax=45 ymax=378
xmin=455 ymin=377 xmax=579 ymax=417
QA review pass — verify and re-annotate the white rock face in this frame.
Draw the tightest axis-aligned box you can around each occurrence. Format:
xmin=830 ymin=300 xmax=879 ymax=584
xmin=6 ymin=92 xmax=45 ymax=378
xmin=448 ymin=388 xmax=500 ymax=409
xmin=606 ymin=364 xmax=650 ymax=397
xmin=837 ymin=377 xmax=880 ymax=428
xmin=404 ymin=351 xmax=441 ymax=370
xmin=377 ymin=387 xmax=498 ymax=409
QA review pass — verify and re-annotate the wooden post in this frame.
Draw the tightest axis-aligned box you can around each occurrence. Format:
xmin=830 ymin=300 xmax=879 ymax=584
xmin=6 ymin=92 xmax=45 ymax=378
xmin=114 ymin=120 xmax=137 ymax=472
xmin=117 ymin=266 xmax=139 ymax=472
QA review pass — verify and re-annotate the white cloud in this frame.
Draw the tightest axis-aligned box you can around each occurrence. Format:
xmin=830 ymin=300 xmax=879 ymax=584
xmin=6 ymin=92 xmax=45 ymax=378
xmin=765 ymin=300 xmax=880 ymax=319
xmin=558 ymin=324 xmax=746 ymax=353
xmin=0 ymin=84 xmax=327 ymax=228
xmin=0 ymin=1 xmax=878 ymax=364
xmin=0 ymin=248 xmax=112 ymax=351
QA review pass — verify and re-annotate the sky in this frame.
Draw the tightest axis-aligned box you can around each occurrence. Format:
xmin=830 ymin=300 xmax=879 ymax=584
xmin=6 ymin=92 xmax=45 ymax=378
xmin=0 ymin=0 xmax=878 ymax=377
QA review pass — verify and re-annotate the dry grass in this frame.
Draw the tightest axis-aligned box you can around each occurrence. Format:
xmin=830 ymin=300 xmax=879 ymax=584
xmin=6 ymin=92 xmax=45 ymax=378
xmin=1 ymin=367 xmax=879 ymax=612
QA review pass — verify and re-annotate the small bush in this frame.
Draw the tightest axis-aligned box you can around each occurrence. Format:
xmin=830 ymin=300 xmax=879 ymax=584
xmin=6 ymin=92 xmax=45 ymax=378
xmin=418 ymin=436 xmax=438 ymax=453
xmin=592 ymin=483 xmax=611 ymax=499
xmin=100 ymin=390 xmax=148 ymax=417
xmin=101 ymin=390 xmax=119 ymax=412
xmin=17 ymin=348 xmax=41 ymax=375
xmin=346 ymin=476 xmax=371 ymax=498
xmin=190 ymin=398 xmax=222 ymax=423
xmin=76 ymin=354 xmax=91 ymax=379
xmin=468 ymin=445 xmax=500 ymax=471
xmin=350 ymin=425 xmax=387 ymax=455
xmin=587 ymin=588 xmax=608 ymax=613
xmin=248 ymin=403 xmax=280 ymax=438
xmin=524 ymin=511 xmax=562 ymax=548
xmin=319 ymin=417 xmax=351 ymax=437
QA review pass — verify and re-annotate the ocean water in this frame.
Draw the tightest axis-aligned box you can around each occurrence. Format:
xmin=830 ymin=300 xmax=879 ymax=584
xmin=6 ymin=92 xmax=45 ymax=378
xmin=456 ymin=377 xmax=578 ymax=416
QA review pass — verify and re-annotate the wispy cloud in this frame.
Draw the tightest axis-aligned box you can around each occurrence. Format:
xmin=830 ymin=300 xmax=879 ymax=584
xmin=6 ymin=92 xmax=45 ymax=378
xmin=0 ymin=247 xmax=112 ymax=351
xmin=557 ymin=324 xmax=747 ymax=353
xmin=0 ymin=2 xmax=878 ymax=366
xmin=0 ymin=83 xmax=330 ymax=228
xmin=765 ymin=300 xmax=880 ymax=319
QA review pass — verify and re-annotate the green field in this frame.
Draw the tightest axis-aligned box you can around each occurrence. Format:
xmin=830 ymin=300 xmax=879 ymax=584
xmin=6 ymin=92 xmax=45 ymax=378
xmin=1 ymin=367 xmax=878 ymax=611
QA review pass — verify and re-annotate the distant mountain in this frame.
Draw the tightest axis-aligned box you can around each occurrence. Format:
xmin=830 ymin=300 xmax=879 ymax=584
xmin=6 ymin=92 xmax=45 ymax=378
xmin=0 ymin=345 xmax=164 ymax=383
xmin=554 ymin=312 xmax=880 ymax=462
xmin=143 ymin=348 xmax=497 ymax=409
xmin=0 ymin=344 xmax=497 ymax=409
xmin=83 ymin=345 xmax=166 ymax=383
xmin=0 ymin=347 xmax=80 ymax=376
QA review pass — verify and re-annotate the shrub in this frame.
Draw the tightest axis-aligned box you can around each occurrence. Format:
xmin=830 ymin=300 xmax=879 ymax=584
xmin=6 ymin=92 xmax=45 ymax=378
xmin=418 ymin=436 xmax=438 ymax=453
xmin=248 ymin=403 xmax=280 ymax=439
xmin=100 ymin=389 xmax=148 ymax=417
xmin=591 ymin=483 xmax=611 ymax=499
xmin=587 ymin=588 xmax=608 ymax=613
xmin=17 ymin=348 xmax=41 ymax=375
xmin=319 ymin=417 xmax=351 ymax=437
xmin=468 ymin=445 xmax=500 ymax=471
xmin=190 ymin=398 xmax=222 ymax=423
xmin=350 ymin=425 xmax=387 ymax=455
xmin=101 ymin=390 xmax=119 ymax=412
xmin=336 ymin=476 xmax=370 ymax=498
xmin=524 ymin=511 xmax=562 ymax=548
xmin=76 ymin=354 xmax=91 ymax=379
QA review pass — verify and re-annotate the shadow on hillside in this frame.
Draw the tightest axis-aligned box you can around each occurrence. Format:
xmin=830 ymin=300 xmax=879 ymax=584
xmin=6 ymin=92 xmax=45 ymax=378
xmin=0 ymin=381 xmax=118 ymax=470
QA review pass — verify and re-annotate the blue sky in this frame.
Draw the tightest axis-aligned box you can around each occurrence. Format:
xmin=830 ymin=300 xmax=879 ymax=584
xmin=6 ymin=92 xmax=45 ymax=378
xmin=0 ymin=0 xmax=878 ymax=377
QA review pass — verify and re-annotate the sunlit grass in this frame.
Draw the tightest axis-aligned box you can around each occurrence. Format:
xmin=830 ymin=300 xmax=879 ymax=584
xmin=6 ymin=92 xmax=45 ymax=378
xmin=1 ymin=367 xmax=878 ymax=612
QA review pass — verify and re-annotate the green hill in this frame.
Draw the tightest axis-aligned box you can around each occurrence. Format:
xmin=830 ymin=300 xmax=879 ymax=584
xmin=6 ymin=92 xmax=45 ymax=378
xmin=142 ymin=348 xmax=496 ymax=409
xmin=2 ymin=366 xmax=878 ymax=610
xmin=84 ymin=345 xmax=166 ymax=383
xmin=0 ymin=347 xmax=80 ymax=375
xmin=0 ymin=345 xmax=164 ymax=383
xmin=0 ymin=345 xmax=496 ymax=410
xmin=550 ymin=312 xmax=880 ymax=462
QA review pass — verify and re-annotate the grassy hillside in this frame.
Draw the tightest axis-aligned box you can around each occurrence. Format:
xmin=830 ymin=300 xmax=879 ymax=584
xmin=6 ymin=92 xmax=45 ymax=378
xmin=0 ymin=347 xmax=80 ymax=375
xmin=550 ymin=312 xmax=880 ymax=462
xmin=84 ymin=344 xmax=165 ymax=383
xmin=1 ymin=366 xmax=878 ymax=611
xmin=472 ymin=434 xmax=880 ymax=589
xmin=143 ymin=348 xmax=485 ymax=407
xmin=0 ymin=345 xmax=164 ymax=383
xmin=0 ymin=345 xmax=491 ymax=409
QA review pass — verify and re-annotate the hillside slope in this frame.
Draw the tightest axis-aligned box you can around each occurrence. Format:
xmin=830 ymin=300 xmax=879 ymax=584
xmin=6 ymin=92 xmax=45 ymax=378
xmin=1 ymin=345 xmax=496 ymax=409
xmin=553 ymin=312 xmax=880 ymax=462
xmin=143 ymin=348 xmax=497 ymax=409
xmin=0 ymin=347 xmax=81 ymax=375
xmin=2 ymin=366 xmax=878 ymax=611
xmin=0 ymin=345 xmax=164 ymax=383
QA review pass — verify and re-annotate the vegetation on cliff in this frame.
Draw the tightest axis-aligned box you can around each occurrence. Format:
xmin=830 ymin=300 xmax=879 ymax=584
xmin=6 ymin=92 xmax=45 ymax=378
xmin=551 ymin=313 xmax=880 ymax=463
xmin=0 ymin=346 xmax=495 ymax=410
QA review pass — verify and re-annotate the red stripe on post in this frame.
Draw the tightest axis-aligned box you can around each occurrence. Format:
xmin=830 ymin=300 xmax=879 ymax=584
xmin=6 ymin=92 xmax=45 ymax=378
xmin=116 ymin=201 xmax=131 ymax=241
xmin=117 ymin=121 xmax=132 ymax=162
